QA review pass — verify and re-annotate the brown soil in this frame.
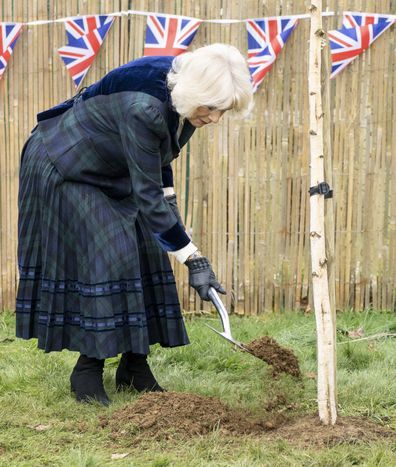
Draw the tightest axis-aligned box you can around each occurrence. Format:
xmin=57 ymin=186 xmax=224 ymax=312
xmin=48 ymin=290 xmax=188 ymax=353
xmin=100 ymin=392 xmax=283 ymax=441
xmin=100 ymin=392 xmax=395 ymax=448
xmin=244 ymin=336 xmax=301 ymax=378
xmin=264 ymin=415 xmax=395 ymax=448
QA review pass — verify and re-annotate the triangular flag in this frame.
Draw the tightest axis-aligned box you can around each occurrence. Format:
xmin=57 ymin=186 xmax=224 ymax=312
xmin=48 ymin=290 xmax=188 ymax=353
xmin=246 ymin=16 xmax=298 ymax=92
xmin=143 ymin=14 xmax=201 ymax=57
xmin=58 ymin=15 xmax=114 ymax=88
xmin=328 ymin=14 xmax=395 ymax=79
xmin=343 ymin=12 xmax=395 ymax=27
xmin=0 ymin=22 xmax=23 ymax=79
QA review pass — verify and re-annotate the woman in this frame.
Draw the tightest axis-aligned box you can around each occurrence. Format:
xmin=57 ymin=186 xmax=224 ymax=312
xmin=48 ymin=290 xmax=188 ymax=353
xmin=16 ymin=43 xmax=253 ymax=405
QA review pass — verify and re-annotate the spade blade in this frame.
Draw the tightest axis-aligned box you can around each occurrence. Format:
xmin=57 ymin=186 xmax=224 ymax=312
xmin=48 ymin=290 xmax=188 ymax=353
xmin=205 ymin=324 xmax=252 ymax=354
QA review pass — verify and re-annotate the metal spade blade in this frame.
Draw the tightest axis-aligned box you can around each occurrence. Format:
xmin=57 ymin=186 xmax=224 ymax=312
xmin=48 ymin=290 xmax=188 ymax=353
xmin=204 ymin=323 xmax=251 ymax=352
xmin=207 ymin=287 xmax=252 ymax=353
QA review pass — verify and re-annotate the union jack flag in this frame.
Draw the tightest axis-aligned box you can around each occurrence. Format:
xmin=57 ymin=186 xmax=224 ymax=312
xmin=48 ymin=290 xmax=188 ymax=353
xmin=343 ymin=12 xmax=395 ymax=28
xmin=58 ymin=15 xmax=115 ymax=88
xmin=143 ymin=14 xmax=201 ymax=57
xmin=0 ymin=22 xmax=23 ymax=79
xmin=246 ymin=16 xmax=298 ymax=92
xmin=328 ymin=14 xmax=395 ymax=79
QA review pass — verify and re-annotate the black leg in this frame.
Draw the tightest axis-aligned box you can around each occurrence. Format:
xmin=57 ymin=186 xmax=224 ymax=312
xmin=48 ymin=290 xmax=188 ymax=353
xmin=116 ymin=352 xmax=165 ymax=392
xmin=70 ymin=354 xmax=110 ymax=406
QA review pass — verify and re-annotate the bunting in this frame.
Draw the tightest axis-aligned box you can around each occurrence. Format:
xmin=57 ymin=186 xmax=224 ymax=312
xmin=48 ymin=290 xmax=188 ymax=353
xmin=58 ymin=15 xmax=115 ymax=88
xmin=328 ymin=13 xmax=395 ymax=79
xmin=143 ymin=14 xmax=201 ymax=56
xmin=343 ymin=12 xmax=395 ymax=27
xmin=0 ymin=22 xmax=23 ymax=79
xmin=1 ymin=11 xmax=396 ymax=86
xmin=246 ymin=17 xmax=298 ymax=92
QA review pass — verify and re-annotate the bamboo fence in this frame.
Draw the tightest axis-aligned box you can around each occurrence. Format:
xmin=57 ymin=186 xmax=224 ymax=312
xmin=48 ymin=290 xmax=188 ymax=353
xmin=1 ymin=0 xmax=396 ymax=314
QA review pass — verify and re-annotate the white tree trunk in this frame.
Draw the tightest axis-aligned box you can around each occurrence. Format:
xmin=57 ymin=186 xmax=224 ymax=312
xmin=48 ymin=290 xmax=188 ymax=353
xmin=308 ymin=1 xmax=337 ymax=425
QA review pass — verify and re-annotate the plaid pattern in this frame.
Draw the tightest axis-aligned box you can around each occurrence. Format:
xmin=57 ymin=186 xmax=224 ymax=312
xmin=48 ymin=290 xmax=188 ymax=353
xmin=16 ymin=132 xmax=189 ymax=359
xmin=39 ymin=91 xmax=190 ymax=250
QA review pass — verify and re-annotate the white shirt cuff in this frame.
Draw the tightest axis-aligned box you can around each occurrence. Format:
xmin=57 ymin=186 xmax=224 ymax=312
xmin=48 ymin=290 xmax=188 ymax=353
xmin=163 ymin=187 xmax=175 ymax=197
xmin=169 ymin=242 xmax=198 ymax=264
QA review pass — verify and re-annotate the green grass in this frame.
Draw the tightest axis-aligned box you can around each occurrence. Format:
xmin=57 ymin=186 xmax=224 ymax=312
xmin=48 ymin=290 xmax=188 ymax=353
xmin=0 ymin=310 xmax=395 ymax=466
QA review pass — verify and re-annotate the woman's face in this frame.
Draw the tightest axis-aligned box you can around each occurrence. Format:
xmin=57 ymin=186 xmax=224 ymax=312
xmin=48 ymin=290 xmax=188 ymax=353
xmin=187 ymin=106 xmax=227 ymax=128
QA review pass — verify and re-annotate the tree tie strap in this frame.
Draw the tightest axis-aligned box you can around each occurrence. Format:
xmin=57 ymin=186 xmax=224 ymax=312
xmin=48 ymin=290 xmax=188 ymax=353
xmin=309 ymin=182 xmax=333 ymax=199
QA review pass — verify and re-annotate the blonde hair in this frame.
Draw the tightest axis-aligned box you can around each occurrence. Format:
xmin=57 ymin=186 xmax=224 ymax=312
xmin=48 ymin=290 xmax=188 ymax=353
xmin=167 ymin=43 xmax=253 ymax=118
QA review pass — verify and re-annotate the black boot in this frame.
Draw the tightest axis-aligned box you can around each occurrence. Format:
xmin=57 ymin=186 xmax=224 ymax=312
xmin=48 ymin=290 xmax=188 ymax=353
xmin=116 ymin=352 xmax=165 ymax=392
xmin=70 ymin=354 xmax=110 ymax=406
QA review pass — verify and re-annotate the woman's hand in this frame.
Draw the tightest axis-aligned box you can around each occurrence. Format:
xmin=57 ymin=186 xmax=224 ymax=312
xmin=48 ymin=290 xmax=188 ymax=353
xmin=185 ymin=256 xmax=226 ymax=301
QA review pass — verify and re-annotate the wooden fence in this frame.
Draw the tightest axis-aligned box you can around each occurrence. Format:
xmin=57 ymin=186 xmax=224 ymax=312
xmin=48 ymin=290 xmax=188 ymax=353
xmin=1 ymin=0 xmax=396 ymax=314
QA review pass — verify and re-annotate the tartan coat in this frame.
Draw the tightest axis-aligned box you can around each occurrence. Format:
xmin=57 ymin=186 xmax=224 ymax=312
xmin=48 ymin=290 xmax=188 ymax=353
xmin=15 ymin=56 xmax=196 ymax=359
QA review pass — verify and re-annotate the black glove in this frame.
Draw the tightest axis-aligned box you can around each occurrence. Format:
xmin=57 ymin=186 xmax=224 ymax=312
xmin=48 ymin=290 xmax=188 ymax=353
xmin=165 ymin=194 xmax=184 ymax=228
xmin=185 ymin=256 xmax=226 ymax=301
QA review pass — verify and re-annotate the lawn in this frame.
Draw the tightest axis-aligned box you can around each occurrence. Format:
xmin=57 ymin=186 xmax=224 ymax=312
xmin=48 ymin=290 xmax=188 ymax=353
xmin=0 ymin=310 xmax=395 ymax=466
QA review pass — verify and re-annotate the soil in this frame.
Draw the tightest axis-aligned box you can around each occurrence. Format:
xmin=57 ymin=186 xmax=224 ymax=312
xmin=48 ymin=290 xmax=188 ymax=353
xmin=100 ymin=392 xmax=395 ymax=448
xmin=264 ymin=415 xmax=396 ymax=448
xmin=244 ymin=336 xmax=301 ymax=378
xmin=100 ymin=392 xmax=278 ymax=441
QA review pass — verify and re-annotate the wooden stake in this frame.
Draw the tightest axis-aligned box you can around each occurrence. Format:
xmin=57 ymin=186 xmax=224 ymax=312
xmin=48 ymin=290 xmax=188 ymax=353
xmin=308 ymin=1 xmax=337 ymax=425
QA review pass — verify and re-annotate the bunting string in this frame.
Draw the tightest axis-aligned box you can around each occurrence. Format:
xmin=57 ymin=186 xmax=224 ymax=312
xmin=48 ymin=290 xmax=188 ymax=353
xmin=13 ymin=10 xmax=337 ymax=26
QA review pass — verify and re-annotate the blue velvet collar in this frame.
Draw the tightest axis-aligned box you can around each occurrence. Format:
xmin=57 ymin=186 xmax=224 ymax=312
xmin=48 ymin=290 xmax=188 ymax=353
xmin=37 ymin=56 xmax=176 ymax=122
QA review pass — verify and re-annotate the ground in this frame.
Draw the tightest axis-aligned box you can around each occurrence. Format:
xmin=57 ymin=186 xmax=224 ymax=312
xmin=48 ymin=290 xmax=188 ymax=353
xmin=0 ymin=309 xmax=395 ymax=466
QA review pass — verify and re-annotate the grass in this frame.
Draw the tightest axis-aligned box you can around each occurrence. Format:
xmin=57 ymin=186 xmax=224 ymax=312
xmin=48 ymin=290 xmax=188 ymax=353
xmin=0 ymin=309 xmax=395 ymax=466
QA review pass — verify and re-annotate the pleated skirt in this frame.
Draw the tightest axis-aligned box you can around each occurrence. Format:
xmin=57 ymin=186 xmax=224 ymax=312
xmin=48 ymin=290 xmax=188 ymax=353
xmin=15 ymin=132 xmax=189 ymax=359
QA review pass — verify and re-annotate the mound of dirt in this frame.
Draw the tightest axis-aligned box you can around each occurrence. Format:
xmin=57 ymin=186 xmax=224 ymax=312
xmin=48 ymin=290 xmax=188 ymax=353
xmin=100 ymin=392 xmax=283 ymax=442
xmin=264 ymin=415 xmax=395 ymax=448
xmin=101 ymin=392 xmax=395 ymax=448
xmin=244 ymin=336 xmax=301 ymax=378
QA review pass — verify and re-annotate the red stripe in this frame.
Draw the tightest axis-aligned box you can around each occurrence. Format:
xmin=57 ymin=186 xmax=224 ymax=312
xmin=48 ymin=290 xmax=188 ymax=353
xmin=177 ymin=20 xmax=200 ymax=43
xmin=151 ymin=15 xmax=165 ymax=39
xmin=332 ymin=49 xmax=361 ymax=62
xmin=59 ymin=50 xmax=86 ymax=58
xmin=85 ymin=30 xmax=101 ymax=52
xmin=166 ymin=18 xmax=178 ymax=51
xmin=2 ymin=49 xmax=11 ymax=61
xmin=144 ymin=47 xmax=184 ymax=57
xmin=344 ymin=15 xmax=355 ymax=27
xmin=270 ymin=36 xmax=282 ymax=56
xmin=68 ymin=55 xmax=95 ymax=76
xmin=360 ymin=25 xmax=370 ymax=50
xmin=86 ymin=16 xmax=98 ymax=31
xmin=364 ymin=16 xmax=375 ymax=25
xmin=1 ymin=25 xmax=21 ymax=53
xmin=248 ymin=20 xmax=267 ymax=43
xmin=253 ymin=63 xmax=272 ymax=85
xmin=268 ymin=19 xmax=278 ymax=42
xmin=328 ymin=32 xmax=351 ymax=48
xmin=68 ymin=20 xmax=85 ymax=36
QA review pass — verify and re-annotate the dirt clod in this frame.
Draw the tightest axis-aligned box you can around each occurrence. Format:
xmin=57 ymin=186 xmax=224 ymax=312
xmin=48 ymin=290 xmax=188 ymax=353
xmin=244 ymin=336 xmax=301 ymax=378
